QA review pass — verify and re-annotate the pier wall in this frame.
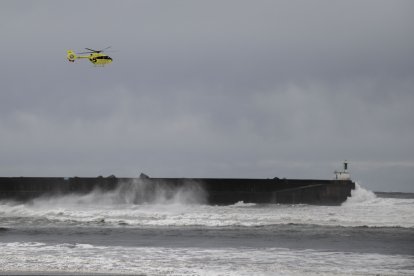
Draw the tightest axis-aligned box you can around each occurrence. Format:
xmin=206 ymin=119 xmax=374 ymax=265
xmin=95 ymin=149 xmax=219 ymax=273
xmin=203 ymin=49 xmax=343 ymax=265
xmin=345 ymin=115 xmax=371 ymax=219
xmin=0 ymin=177 xmax=355 ymax=205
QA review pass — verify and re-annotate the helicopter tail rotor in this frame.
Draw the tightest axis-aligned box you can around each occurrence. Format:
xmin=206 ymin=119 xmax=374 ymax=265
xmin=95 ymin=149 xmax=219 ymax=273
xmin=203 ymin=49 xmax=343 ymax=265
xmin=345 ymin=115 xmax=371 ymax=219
xmin=67 ymin=50 xmax=77 ymax=62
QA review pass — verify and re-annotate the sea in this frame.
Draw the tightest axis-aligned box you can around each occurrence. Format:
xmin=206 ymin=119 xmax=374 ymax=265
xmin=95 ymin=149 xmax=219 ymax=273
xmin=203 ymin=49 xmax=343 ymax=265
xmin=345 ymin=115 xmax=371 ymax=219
xmin=0 ymin=183 xmax=413 ymax=276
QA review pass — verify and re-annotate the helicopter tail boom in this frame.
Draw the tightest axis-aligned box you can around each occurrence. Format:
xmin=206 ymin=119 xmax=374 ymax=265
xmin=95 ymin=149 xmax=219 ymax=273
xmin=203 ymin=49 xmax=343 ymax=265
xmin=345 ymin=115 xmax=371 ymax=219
xmin=67 ymin=50 xmax=77 ymax=62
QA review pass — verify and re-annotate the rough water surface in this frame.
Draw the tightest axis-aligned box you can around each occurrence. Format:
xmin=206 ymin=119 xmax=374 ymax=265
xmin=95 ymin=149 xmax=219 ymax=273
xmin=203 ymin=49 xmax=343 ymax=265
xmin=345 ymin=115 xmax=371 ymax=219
xmin=0 ymin=183 xmax=413 ymax=275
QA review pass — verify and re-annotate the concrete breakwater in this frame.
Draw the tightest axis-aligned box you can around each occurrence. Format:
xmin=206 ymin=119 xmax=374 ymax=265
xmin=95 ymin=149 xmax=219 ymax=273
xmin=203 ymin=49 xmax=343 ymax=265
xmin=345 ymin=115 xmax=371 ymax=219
xmin=0 ymin=176 xmax=355 ymax=205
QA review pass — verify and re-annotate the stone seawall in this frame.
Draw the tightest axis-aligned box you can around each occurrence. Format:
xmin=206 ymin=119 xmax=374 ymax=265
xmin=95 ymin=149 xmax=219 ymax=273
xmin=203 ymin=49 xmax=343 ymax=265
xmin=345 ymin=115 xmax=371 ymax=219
xmin=0 ymin=177 xmax=355 ymax=205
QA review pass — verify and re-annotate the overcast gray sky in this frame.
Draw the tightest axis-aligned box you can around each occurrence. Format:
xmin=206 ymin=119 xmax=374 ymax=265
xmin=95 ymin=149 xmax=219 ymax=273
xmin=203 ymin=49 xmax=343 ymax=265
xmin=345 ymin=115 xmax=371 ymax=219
xmin=1 ymin=0 xmax=413 ymax=192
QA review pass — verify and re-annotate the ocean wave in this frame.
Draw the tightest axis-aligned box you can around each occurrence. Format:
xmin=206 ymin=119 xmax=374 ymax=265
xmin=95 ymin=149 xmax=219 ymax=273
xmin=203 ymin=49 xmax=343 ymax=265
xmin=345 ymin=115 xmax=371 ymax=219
xmin=1 ymin=242 xmax=412 ymax=276
xmin=0 ymin=183 xmax=413 ymax=228
xmin=342 ymin=183 xmax=378 ymax=205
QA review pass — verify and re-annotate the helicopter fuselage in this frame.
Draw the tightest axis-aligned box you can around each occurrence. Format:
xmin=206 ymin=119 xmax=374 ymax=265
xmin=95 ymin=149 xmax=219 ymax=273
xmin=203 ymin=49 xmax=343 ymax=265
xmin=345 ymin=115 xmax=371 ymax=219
xmin=88 ymin=53 xmax=112 ymax=66
xmin=67 ymin=50 xmax=112 ymax=66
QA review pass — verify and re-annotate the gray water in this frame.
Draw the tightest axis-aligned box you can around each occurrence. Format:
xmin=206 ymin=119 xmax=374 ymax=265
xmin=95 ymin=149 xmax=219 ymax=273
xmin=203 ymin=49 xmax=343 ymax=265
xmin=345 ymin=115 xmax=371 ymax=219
xmin=0 ymin=183 xmax=413 ymax=275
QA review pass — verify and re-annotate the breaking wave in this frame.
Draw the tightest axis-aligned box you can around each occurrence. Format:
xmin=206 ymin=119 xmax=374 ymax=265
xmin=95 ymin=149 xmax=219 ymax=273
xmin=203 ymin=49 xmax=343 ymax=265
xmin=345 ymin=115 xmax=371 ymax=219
xmin=0 ymin=182 xmax=413 ymax=228
xmin=342 ymin=182 xmax=377 ymax=205
xmin=1 ymin=242 xmax=412 ymax=276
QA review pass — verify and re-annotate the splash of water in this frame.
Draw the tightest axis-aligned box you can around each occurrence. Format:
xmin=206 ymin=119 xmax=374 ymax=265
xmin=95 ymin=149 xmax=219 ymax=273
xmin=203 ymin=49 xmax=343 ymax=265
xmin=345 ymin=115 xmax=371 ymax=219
xmin=1 ymin=180 xmax=413 ymax=228
xmin=342 ymin=182 xmax=377 ymax=205
xmin=32 ymin=178 xmax=207 ymax=206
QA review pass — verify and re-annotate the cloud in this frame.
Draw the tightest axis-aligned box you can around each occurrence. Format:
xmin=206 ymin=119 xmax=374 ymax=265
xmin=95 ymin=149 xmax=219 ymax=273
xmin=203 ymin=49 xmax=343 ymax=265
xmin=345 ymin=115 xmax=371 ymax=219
xmin=0 ymin=1 xmax=413 ymax=191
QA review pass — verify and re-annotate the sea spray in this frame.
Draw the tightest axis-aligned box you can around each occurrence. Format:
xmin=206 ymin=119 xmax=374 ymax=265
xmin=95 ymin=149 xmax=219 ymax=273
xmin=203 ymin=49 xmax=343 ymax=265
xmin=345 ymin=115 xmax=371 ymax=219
xmin=25 ymin=178 xmax=207 ymax=206
xmin=342 ymin=182 xmax=377 ymax=205
xmin=115 ymin=178 xmax=207 ymax=205
xmin=1 ymin=183 xmax=413 ymax=228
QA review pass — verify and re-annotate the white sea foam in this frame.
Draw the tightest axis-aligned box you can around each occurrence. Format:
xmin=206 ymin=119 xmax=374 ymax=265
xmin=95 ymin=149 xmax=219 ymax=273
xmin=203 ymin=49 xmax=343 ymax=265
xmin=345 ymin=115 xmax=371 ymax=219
xmin=0 ymin=242 xmax=412 ymax=276
xmin=0 ymin=183 xmax=413 ymax=228
xmin=342 ymin=182 xmax=377 ymax=205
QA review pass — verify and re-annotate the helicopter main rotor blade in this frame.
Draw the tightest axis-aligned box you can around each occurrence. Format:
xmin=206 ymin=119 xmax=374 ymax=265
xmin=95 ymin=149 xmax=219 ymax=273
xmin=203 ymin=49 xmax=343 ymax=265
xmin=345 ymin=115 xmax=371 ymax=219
xmin=85 ymin=48 xmax=99 ymax=52
xmin=83 ymin=47 xmax=111 ymax=53
xmin=100 ymin=46 xmax=112 ymax=51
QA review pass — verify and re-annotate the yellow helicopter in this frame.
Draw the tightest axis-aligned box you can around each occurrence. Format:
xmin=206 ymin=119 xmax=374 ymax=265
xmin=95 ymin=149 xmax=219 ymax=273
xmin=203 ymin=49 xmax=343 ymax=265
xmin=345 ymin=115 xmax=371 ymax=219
xmin=67 ymin=47 xmax=113 ymax=66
